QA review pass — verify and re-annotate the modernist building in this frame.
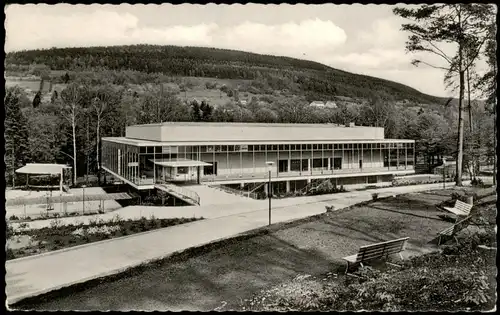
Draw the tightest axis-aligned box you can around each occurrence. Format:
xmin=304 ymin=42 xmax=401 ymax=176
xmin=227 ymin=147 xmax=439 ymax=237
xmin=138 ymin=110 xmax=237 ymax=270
xmin=101 ymin=122 xmax=415 ymax=197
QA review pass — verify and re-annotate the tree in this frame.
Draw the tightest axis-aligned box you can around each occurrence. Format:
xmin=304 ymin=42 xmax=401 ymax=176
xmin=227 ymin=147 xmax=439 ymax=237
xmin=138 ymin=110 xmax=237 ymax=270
xmin=60 ymin=83 xmax=86 ymax=185
xmin=90 ymin=85 xmax=119 ymax=181
xmin=476 ymin=20 xmax=497 ymax=184
xmin=63 ymin=72 xmax=70 ymax=84
xmin=51 ymin=90 xmax=58 ymax=104
xmin=32 ymin=91 xmax=42 ymax=108
xmin=394 ymin=3 xmax=495 ymax=185
xmin=5 ymin=87 xmax=30 ymax=187
xmin=200 ymin=100 xmax=213 ymax=121
xmin=190 ymin=100 xmax=202 ymax=121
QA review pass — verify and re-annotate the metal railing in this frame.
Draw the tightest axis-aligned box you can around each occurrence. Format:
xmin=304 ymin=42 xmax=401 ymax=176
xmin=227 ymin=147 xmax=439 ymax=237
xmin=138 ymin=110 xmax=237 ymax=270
xmin=201 ymin=166 xmax=415 ymax=183
xmin=209 ymin=184 xmax=260 ymax=199
xmin=156 ymin=180 xmax=200 ymax=205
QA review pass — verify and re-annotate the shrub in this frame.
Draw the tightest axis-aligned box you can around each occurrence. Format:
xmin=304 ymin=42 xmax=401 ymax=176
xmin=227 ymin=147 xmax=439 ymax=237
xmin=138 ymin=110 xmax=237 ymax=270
xmin=9 ymin=215 xmax=19 ymax=221
xmin=471 ymin=178 xmax=484 ymax=187
xmin=6 ymin=247 xmax=15 ymax=260
xmin=372 ymin=193 xmax=379 ymax=201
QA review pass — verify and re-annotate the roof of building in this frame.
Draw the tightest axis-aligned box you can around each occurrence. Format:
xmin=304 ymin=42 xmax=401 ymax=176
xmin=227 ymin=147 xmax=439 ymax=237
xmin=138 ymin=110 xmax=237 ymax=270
xmin=15 ymin=164 xmax=71 ymax=175
xmin=150 ymin=158 xmax=212 ymax=167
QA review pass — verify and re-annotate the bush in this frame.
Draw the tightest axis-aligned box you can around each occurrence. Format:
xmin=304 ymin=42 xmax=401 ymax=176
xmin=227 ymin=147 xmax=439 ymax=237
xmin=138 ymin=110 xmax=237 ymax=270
xmin=471 ymin=178 xmax=484 ymax=187
xmin=9 ymin=215 xmax=19 ymax=221
xmin=371 ymin=193 xmax=379 ymax=201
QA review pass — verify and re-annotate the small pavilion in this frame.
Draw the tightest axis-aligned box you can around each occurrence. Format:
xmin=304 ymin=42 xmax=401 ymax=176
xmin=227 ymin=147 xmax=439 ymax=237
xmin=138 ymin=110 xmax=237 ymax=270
xmin=15 ymin=163 xmax=72 ymax=192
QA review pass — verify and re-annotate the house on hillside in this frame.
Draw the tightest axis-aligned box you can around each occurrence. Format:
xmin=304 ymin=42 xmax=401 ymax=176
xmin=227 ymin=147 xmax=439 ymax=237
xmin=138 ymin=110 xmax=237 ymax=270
xmin=309 ymin=101 xmax=325 ymax=107
xmin=325 ymin=101 xmax=338 ymax=109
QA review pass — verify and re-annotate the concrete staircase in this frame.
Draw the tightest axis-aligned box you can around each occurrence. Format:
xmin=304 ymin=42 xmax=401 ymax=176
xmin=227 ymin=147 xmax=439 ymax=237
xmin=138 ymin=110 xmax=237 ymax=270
xmin=183 ymin=184 xmax=259 ymax=206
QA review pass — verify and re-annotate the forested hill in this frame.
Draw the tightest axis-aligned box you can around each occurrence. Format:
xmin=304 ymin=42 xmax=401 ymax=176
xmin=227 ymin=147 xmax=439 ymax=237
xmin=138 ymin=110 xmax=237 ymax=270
xmin=5 ymin=44 xmax=443 ymax=104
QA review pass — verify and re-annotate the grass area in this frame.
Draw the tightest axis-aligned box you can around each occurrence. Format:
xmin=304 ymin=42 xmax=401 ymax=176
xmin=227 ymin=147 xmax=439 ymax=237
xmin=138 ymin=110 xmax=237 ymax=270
xmin=6 ymin=215 xmax=203 ymax=261
xmin=238 ymin=227 xmax=496 ymax=312
xmin=12 ymin=187 xmax=483 ymax=311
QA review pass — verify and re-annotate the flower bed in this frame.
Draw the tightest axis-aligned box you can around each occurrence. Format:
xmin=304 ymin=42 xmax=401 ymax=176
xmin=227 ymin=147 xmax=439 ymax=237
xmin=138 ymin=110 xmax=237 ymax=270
xmin=6 ymin=215 xmax=203 ymax=260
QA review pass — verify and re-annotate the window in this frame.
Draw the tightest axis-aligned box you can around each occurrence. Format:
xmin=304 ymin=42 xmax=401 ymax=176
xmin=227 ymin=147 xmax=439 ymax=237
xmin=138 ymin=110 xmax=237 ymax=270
xmin=284 ymin=145 xmax=290 ymax=151
xmin=235 ymin=145 xmax=240 ymax=151
xmin=279 ymin=144 xmax=284 ymax=150
xmin=290 ymin=159 xmax=301 ymax=171
xmin=228 ymin=145 xmax=234 ymax=152
xmin=260 ymin=145 xmax=266 ymax=151
xmin=334 ymin=144 xmax=338 ymax=150
xmin=248 ymin=145 xmax=253 ymax=151
xmin=215 ymin=145 xmax=221 ymax=152
xmin=140 ymin=147 xmax=146 ymax=153
xmin=313 ymin=144 xmax=319 ymax=150
xmin=332 ymin=157 xmax=342 ymax=170
xmin=272 ymin=145 xmax=278 ymax=151
xmin=301 ymin=159 xmax=309 ymax=171
xmin=307 ymin=144 xmax=312 ymax=150
xmin=178 ymin=167 xmax=188 ymax=174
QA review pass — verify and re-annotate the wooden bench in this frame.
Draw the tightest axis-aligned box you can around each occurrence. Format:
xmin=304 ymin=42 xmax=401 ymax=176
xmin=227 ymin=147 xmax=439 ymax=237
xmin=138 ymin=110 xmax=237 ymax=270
xmin=342 ymin=237 xmax=409 ymax=274
xmin=442 ymin=199 xmax=473 ymax=217
xmin=437 ymin=215 xmax=473 ymax=245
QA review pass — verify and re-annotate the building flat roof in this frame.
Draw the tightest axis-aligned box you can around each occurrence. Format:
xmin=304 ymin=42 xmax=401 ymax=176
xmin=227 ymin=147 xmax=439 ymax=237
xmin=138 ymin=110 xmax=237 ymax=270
xmin=16 ymin=164 xmax=71 ymax=175
xmin=103 ymin=137 xmax=415 ymax=146
xmin=150 ymin=159 xmax=212 ymax=167
xmin=124 ymin=122 xmax=389 ymax=143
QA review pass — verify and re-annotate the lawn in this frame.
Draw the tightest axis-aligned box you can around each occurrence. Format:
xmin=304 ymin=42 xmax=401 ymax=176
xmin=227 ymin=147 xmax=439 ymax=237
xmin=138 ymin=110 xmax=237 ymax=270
xmin=12 ymin=187 xmax=490 ymax=311
xmin=6 ymin=215 xmax=203 ymax=261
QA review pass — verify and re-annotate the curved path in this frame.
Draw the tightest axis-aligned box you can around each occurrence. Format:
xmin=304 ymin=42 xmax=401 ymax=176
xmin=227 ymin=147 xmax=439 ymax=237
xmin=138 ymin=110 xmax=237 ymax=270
xmin=6 ymin=182 xmax=470 ymax=305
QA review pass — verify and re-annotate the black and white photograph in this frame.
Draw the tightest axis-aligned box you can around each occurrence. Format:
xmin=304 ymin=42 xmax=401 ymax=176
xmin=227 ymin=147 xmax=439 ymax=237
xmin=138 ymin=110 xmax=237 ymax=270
xmin=4 ymin=3 xmax=497 ymax=311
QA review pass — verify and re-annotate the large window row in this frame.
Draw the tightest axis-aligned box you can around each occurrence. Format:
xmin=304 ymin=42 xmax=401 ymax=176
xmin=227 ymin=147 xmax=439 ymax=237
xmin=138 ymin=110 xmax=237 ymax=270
xmin=137 ymin=142 xmax=415 ymax=154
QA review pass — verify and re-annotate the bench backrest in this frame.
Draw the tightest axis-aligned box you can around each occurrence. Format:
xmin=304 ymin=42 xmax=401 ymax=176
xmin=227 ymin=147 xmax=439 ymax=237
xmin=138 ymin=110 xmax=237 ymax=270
xmin=439 ymin=215 xmax=473 ymax=237
xmin=454 ymin=200 xmax=473 ymax=215
xmin=355 ymin=237 xmax=409 ymax=264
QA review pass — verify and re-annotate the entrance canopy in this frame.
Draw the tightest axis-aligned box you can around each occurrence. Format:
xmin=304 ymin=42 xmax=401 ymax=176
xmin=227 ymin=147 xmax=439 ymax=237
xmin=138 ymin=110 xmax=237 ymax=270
xmin=150 ymin=158 xmax=212 ymax=168
xmin=16 ymin=163 xmax=71 ymax=175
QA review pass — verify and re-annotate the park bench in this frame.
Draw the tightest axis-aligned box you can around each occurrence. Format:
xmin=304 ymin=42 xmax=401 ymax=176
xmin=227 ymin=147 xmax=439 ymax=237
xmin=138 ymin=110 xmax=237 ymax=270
xmin=342 ymin=237 xmax=409 ymax=274
xmin=437 ymin=215 xmax=473 ymax=245
xmin=442 ymin=199 xmax=473 ymax=217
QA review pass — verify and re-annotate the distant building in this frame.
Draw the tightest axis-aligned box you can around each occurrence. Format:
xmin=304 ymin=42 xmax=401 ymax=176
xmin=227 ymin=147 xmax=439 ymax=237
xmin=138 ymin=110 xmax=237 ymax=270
xmin=325 ymin=101 xmax=337 ymax=109
xmin=309 ymin=101 xmax=325 ymax=107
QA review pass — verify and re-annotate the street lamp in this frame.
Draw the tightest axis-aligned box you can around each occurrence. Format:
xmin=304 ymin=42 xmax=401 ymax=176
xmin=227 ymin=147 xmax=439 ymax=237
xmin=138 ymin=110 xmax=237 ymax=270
xmin=265 ymin=161 xmax=274 ymax=226
xmin=442 ymin=158 xmax=446 ymax=189
xmin=82 ymin=185 xmax=87 ymax=214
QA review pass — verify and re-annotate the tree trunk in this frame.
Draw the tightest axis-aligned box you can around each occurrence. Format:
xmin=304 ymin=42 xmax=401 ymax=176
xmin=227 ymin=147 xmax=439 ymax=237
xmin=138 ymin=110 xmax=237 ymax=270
xmin=97 ymin=115 xmax=101 ymax=186
xmin=72 ymin=115 xmax=77 ymax=186
xmin=494 ymin=105 xmax=497 ymax=185
xmin=466 ymin=67 xmax=473 ymax=133
xmin=456 ymin=69 xmax=465 ymax=186
xmin=96 ymin=115 xmax=100 ymax=171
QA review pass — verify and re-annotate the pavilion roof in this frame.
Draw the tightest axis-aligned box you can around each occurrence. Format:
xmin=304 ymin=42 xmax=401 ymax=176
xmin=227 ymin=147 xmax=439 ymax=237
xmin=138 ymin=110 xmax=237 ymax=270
xmin=15 ymin=164 xmax=71 ymax=175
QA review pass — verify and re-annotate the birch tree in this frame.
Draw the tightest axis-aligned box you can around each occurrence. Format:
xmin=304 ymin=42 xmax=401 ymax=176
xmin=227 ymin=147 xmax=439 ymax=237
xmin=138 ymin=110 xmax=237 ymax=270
xmin=393 ymin=3 xmax=495 ymax=186
xmin=60 ymin=83 xmax=86 ymax=186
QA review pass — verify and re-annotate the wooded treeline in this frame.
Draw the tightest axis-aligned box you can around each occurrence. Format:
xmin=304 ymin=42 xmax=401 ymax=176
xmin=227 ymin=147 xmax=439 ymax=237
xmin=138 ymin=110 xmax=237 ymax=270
xmin=5 ymin=45 xmax=444 ymax=104
xmin=5 ymin=79 xmax=494 ymax=187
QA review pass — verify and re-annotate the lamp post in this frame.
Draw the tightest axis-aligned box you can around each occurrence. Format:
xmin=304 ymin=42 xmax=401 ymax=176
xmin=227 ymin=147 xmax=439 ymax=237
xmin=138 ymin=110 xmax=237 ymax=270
xmin=265 ymin=161 xmax=274 ymax=226
xmin=82 ymin=185 xmax=87 ymax=214
xmin=442 ymin=158 xmax=446 ymax=189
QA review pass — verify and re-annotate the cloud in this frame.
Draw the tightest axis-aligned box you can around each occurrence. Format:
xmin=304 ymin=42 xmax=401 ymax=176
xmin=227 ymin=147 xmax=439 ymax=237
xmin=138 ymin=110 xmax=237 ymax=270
xmin=5 ymin=7 xmax=346 ymax=58
xmin=5 ymin=8 xmax=217 ymax=51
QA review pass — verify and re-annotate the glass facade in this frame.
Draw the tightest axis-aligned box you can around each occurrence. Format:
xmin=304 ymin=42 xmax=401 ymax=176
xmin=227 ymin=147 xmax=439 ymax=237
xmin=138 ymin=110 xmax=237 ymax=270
xmin=102 ymin=140 xmax=415 ymax=185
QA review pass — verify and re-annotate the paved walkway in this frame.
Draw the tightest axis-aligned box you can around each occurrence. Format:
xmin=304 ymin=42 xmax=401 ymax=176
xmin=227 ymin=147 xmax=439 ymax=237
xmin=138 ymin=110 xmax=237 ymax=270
xmin=6 ymin=182 xmax=471 ymax=305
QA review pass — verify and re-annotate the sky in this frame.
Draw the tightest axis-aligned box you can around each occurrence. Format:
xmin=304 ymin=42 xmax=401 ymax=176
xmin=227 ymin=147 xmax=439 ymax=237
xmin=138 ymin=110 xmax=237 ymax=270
xmin=5 ymin=3 xmax=485 ymax=98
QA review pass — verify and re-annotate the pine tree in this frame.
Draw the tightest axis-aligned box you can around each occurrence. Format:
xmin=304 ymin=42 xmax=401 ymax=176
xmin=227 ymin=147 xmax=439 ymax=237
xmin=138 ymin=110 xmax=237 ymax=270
xmin=5 ymin=87 xmax=30 ymax=187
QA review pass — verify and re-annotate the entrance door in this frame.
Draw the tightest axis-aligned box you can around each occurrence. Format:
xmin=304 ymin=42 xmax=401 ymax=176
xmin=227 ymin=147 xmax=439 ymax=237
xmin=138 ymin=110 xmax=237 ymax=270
xmin=204 ymin=162 xmax=218 ymax=176
xmin=278 ymin=160 xmax=288 ymax=173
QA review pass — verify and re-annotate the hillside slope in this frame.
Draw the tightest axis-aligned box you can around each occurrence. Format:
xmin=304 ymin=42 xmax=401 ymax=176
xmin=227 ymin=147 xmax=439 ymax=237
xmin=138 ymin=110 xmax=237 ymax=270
xmin=5 ymin=45 xmax=446 ymax=105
